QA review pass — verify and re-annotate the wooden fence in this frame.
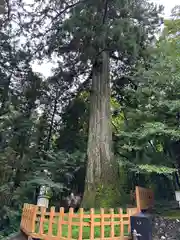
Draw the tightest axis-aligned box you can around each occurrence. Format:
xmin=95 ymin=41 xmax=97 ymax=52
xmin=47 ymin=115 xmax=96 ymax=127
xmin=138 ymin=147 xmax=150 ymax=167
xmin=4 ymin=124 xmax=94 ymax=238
xmin=20 ymin=186 xmax=154 ymax=239
xmin=20 ymin=204 xmax=138 ymax=240
xmin=135 ymin=186 xmax=154 ymax=212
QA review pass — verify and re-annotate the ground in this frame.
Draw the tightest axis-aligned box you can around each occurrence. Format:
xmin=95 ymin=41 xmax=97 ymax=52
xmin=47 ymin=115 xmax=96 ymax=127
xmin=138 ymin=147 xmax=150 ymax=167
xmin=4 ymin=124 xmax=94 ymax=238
xmin=153 ymin=216 xmax=180 ymax=239
xmin=152 ymin=209 xmax=180 ymax=240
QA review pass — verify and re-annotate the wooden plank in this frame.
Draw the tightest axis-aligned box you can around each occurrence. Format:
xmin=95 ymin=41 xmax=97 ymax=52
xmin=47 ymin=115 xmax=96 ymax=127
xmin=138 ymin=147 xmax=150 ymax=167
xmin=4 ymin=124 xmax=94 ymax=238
xmin=127 ymin=209 xmax=130 ymax=234
xmin=48 ymin=207 xmax=55 ymax=236
xmin=35 ymin=212 xmax=130 ymax=219
xmin=90 ymin=208 xmax=94 ymax=240
xmin=29 ymin=233 xmax=131 ymax=240
xmin=68 ymin=208 xmax=73 ymax=239
xmin=100 ymin=208 xmax=104 ymax=239
xmin=39 ymin=207 xmax=46 ymax=235
xmin=119 ymin=208 xmax=124 ymax=238
xmin=59 ymin=220 xmax=129 ymax=227
xmin=78 ymin=208 xmax=83 ymax=240
xmin=31 ymin=205 xmax=38 ymax=233
xmin=26 ymin=204 xmax=30 ymax=231
xmin=110 ymin=208 xmax=114 ymax=238
xmin=57 ymin=207 xmax=64 ymax=238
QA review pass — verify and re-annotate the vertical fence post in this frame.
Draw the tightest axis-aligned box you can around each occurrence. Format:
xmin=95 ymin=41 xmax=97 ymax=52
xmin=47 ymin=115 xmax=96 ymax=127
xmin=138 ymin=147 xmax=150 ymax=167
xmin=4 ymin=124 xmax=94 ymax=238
xmin=23 ymin=204 xmax=27 ymax=231
xmin=90 ymin=208 xmax=94 ymax=240
xmin=68 ymin=208 xmax=74 ymax=239
xmin=27 ymin=204 xmax=30 ymax=231
xmin=26 ymin=204 xmax=30 ymax=231
xmin=79 ymin=208 xmax=84 ymax=240
xmin=100 ymin=208 xmax=104 ymax=239
xmin=57 ymin=207 xmax=64 ymax=238
xmin=110 ymin=208 xmax=114 ymax=238
xmin=31 ymin=205 xmax=38 ymax=234
xmin=39 ymin=207 xmax=46 ymax=235
xmin=127 ymin=208 xmax=131 ymax=234
xmin=119 ymin=208 xmax=124 ymax=238
xmin=48 ymin=206 xmax=55 ymax=237
xmin=28 ymin=204 xmax=33 ymax=232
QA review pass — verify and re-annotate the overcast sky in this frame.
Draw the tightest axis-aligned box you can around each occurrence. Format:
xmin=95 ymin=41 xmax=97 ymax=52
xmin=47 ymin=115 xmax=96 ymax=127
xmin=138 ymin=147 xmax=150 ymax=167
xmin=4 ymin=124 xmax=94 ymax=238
xmin=153 ymin=0 xmax=179 ymax=16
xmin=32 ymin=0 xmax=180 ymax=77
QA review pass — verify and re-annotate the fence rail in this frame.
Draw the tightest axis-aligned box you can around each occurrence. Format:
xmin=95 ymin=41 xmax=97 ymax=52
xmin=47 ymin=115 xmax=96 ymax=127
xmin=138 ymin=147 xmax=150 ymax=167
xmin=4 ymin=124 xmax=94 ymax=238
xmin=20 ymin=204 xmax=138 ymax=240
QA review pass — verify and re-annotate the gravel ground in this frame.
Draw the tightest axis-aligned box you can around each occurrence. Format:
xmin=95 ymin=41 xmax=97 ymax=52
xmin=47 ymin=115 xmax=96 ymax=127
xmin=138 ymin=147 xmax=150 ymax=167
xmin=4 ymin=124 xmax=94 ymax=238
xmin=153 ymin=216 xmax=180 ymax=240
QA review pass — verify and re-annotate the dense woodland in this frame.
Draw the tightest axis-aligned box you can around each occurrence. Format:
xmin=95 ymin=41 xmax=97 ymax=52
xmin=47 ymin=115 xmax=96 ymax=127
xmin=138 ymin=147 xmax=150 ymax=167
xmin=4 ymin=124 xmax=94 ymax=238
xmin=0 ymin=0 xmax=180 ymax=238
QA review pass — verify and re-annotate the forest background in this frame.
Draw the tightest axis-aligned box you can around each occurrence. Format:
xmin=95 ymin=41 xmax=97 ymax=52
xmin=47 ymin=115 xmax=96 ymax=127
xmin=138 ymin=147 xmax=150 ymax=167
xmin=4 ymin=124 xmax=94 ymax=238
xmin=0 ymin=0 xmax=180 ymax=238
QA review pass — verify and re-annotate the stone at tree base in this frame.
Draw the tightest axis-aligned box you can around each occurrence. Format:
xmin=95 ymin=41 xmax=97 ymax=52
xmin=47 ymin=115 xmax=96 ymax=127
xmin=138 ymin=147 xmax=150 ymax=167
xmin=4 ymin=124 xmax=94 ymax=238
xmin=152 ymin=216 xmax=180 ymax=239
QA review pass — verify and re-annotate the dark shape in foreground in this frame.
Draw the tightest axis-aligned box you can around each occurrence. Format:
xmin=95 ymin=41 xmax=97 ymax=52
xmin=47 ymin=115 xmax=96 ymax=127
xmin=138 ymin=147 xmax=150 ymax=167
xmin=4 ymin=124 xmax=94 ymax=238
xmin=8 ymin=232 xmax=28 ymax=240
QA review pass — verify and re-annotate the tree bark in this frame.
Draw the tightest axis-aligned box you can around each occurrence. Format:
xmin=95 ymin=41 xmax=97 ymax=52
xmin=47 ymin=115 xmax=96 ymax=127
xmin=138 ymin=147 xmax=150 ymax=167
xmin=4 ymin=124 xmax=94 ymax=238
xmin=82 ymin=51 xmax=120 ymax=208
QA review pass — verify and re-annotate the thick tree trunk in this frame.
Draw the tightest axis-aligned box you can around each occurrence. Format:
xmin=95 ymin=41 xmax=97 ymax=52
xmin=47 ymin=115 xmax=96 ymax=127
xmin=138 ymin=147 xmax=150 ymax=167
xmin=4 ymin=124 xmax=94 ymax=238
xmin=82 ymin=51 xmax=120 ymax=208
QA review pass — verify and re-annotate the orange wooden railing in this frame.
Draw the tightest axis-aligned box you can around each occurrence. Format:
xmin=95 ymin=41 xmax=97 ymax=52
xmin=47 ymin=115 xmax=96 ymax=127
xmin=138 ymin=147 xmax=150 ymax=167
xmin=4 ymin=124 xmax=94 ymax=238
xmin=135 ymin=186 xmax=154 ymax=212
xmin=20 ymin=203 xmax=37 ymax=236
xmin=20 ymin=204 xmax=138 ymax=240
xmin=20 ymin=186 xmax=154 ymax=239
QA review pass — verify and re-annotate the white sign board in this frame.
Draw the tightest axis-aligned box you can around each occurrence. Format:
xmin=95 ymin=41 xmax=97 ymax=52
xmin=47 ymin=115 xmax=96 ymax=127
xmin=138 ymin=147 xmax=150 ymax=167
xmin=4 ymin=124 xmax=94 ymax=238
xmin=175 ymin=191 xmax=180 ymax=202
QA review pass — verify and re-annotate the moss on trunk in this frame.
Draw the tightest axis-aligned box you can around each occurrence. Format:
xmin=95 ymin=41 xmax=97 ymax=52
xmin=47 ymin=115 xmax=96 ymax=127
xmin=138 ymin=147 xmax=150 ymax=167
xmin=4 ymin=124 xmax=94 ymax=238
xmin=82 ymin=183 xmax=121 ymax=209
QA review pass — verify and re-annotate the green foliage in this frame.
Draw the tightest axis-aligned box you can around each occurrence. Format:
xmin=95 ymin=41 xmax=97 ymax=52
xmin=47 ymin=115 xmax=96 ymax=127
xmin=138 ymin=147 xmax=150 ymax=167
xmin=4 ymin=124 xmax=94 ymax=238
xmin=115 ymin=32 xmax=180 ymax=168
xmin=56 ymin=93 xmax=89 ymax=153
xmin=119 ymin=159 xmax=176 ymax=175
